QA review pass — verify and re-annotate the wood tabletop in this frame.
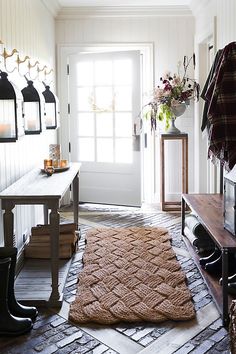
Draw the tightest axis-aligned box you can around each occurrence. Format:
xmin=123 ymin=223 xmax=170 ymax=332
xmin=0 ymin=162 xmax=81 ymax=200
xmin=182 ymin=193 xmax=236 ymax=249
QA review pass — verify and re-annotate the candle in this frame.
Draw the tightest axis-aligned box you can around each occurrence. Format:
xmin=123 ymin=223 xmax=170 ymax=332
xmin=0 ymin=123 xmax=11 ymax=137
xmin=52 ymin=159 xmax=59 ymax=168
xmin=44 ymin=159 xmax=52 ymax=170
xmin=60 ymin=159 xmax=68 ymax=168
xmin=46 ymin=116 xmax=53 ymax=126
xmin=27 ymin=119 xmax=37 ymax=130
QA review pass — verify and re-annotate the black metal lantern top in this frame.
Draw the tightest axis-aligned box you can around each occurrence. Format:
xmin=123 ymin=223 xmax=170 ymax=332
xmin=22 ymin=80 xmax=40 ymax=102
xmin=0 ymin=71 xmax=24 ymax=142
xmin=42 ymin=85 xmax=56 ymax=104
xmin=21 ymin=79 xmax=43 ymax=134
xmin=0 ymin=71 xmax=16 ymax=99
xmin=42 ymin=84 xmax=59 ymax=129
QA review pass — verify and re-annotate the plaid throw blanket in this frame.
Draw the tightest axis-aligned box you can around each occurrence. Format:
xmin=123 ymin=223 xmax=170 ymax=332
xmin=204 ymin=42 xmax=236 ymax=171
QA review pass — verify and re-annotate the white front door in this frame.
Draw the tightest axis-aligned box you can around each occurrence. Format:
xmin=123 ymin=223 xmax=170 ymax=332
xmin=68 ymin=50 xmax=141 ymax=206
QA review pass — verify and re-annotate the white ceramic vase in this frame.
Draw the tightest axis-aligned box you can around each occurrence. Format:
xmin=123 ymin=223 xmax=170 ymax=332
xmin=166 ymin=103 xmax=186 ymax=135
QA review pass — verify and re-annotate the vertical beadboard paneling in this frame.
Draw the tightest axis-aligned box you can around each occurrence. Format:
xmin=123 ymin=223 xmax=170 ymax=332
xmin=192 ymin=0 xmax=236 ymax=193
xmin=217 ymin=0 xmax=236 ymax=48
xmin=0 ymin=0 xmax=56 ymax=247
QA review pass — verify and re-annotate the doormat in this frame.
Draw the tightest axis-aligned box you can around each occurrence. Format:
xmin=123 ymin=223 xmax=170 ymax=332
xmin=69 ymin=227 xmax=195 ymax=325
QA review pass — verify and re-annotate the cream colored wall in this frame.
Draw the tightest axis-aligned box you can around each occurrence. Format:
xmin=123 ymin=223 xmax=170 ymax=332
xmin=216 ymin=0 xmax=236 ymax=48
xmin=0 ymin=0 xmax=57 ymax=247
xmin=56 ymin=12 xmax=195 ymax=203
xmin=193 ymin=0 xmax=236 ymax=193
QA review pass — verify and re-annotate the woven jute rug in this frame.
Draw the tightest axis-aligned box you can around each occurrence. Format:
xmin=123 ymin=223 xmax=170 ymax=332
xmin=69 ymin=227 xmax=195 ymax=325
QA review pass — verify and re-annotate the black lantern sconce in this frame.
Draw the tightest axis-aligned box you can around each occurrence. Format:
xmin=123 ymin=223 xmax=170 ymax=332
xmin=21 ymin=78 xmax=45 ymax=134
xmin=224 ymin=168 xmax=236 ymax=235
xmin=42 ymin=83 xmax=60 ymax=129
xmin=0 ymin=71 xmax=24 ymax=142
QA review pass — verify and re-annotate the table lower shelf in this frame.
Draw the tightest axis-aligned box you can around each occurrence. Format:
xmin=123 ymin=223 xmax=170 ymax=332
xmin=183 ymin=234 xmax=235 ymax=320
xmin=15 ymin=258 xmax=72 ymax=307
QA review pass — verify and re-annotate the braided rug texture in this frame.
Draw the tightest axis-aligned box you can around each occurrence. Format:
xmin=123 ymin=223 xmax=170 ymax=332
xmin=69 ymin=227 xmax=195 ymax=324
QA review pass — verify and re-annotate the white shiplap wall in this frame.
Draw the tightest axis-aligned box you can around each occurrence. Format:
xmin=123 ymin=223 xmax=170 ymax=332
xmin=56 ymin=10 xmax=195 ymax=203
xmin=216 ymin=0 xmax=236 ymax=48
xmin=0 ymin=0 xmax=57 ymax=247
xmin=192 ymin=0 xmax=236 ymax=192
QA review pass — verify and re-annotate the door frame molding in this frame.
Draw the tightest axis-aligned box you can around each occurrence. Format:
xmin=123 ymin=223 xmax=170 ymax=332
xmin=193 ymin=16 xmax=217 ymax=193
xmin=57 ymin=42 xmax=154 ymax=204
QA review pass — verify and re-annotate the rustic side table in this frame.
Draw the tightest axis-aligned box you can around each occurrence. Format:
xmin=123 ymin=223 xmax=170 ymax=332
xmin=0 ymin=162 xmax=81 ymax=307
xmin=160 ymin=133 xmax=188 ymax=211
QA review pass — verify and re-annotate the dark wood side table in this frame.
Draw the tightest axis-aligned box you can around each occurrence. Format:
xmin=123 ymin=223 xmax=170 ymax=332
xmin=182 ymin=193 xmax=236 ymax=327
xmin=160 ymin=133 xmax=188 ymax=211
xmin=0 ymin=162 xmax=81 ymax=307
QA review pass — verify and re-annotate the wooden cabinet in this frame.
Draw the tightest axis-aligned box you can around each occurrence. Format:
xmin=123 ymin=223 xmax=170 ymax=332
xmin=181 ymin=193 xmax=236 ymax=326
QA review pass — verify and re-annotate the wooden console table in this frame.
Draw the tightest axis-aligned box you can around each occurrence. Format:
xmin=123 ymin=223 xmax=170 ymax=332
xmin=182 ymin=193 xmax=236 ymax=326
xmin=160 ymin=133 xmax=188 ymax=211
xmin=0 ymin=162 xmax=81 ymax=307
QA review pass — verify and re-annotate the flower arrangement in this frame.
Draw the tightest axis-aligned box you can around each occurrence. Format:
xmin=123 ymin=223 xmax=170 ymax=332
xmin=144 ymin=54 xmax=200 ymax=131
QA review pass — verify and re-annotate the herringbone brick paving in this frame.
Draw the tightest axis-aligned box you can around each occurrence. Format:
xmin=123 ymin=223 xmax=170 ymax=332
xmin=0 ymin=204 xmax=231 ymax=353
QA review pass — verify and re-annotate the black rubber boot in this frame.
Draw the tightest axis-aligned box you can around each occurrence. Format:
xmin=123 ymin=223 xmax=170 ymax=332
xmin=219 ymin=273 xmax=236 ymax=286
xmin=219 ymin=254 xmax=236 ymax=285
xmin=205 ymin=252 xmax=236 ymax=276
xmin=0 ymin=258 xmax=32 ymax=336
xmin=0 ymin=247 xmax=38 ymax=321
xmin=228 ymin=282 xmax=236 ymax=295
xmin=199 ymin=248 xmax=221 ymax=267
xmin=204 ymin=254 xmax=222 ymax=274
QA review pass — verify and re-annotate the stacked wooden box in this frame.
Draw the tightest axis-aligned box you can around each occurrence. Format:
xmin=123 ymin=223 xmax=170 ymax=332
xmin=25 ymin=222 xmax=78 ymax=259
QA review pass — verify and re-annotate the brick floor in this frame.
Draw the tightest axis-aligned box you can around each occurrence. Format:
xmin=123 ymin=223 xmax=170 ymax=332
xmin=0 ymin=205 xmax=232 ymax=354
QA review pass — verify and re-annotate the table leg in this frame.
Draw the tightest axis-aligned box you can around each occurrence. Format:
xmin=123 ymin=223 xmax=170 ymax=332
xmin=44 ymin=205 xmax=49 ymax=225
xmin=49 ymin=202 xmax=60 ymax=302
xmin=222 ymin=248 xmax=229 ymax=327
xmin=73 ymin=172 xmax=79 ymax=229
xmin=160 ymin=137 xmax=165 ymax=211
xmin=181 ymin=198 xmax=186 ymax=236
xmin=182 ymin=137 xmax=188 ymax=194
xmin=2 ymin=201 xmax=15 ymax=247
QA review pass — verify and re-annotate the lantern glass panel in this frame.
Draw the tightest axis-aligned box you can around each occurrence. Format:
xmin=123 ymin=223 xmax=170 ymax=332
xmin=45 ymin=103 xmax=55 ymax=127
xmin=42 ymin=85 xmax=60 ymax=129
xmin=16 ymin=99 xmax=24 ymax=137
xmin=0 ymin=99 xmax=16 ymax=138
xmin=224 ymin=179 xmax=236 ymax=235
xmin=24 ymin=102 xmax=40 ymax=132
xmin=56 ymin=96 xmax=60 ymax=128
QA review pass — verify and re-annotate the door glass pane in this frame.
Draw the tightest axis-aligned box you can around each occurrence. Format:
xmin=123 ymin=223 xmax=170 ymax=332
xmin=114 ymin=59 xmax=132 ymax=85
xmin=115 ymin=86 xmax=132 ymax=111
xmin=95 ymin=87 xmax=113 ymax=112
xmin=115 ymin=138 xmax=132 ymax=163
xmin=95 ymin=61 xmax=112 ymax=85
xmin=77 ymin=87 xmax=92 ymax=111
xmin=76 ymin=62 xmax=93 ymax=85
xmin=97 ymin=138 xmax=113 ymax=162
xmin=78 ymin=113 xmax=94 ymax=136
xmin=115 ymin=113 xmax=132 ymax=137
xmin=96 ymin=113 xmax=113 ymax=137
xmin=78 ymin=138 xmax=94 ymax=161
